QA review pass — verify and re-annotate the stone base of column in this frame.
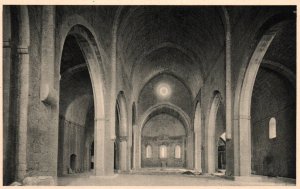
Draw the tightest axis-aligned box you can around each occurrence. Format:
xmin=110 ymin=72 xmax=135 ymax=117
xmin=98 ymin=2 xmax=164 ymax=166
xmin=22 ymin=176 xmax=56 ymax=186
xmin=194 ymin=169 xmax=202 ymax=174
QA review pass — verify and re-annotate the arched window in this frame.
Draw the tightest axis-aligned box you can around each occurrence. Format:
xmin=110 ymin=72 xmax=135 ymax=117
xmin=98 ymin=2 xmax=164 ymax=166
xmin=146 ymin=145 xmax=152 ymax=158
xmin=160 ymin=145 xmax=167 ymax=158
xmin=269 ymin=117 xmax=276 ymax=139
xmin=175 ymin=145 xmax=181 ymax=159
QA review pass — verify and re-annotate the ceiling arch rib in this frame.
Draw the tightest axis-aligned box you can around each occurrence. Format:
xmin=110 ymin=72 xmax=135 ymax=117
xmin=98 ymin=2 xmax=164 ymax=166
xmin=132 ymin=47 xmax=202 ymax=99
xmin=130 ymin=42 xmax=203 ymax=82
xmin=116 ymin=6 xmax=225 ymax=90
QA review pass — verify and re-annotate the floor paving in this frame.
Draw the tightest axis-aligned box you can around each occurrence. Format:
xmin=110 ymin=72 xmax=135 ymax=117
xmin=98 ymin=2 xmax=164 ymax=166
xmin=57 ymin=171 xmax=296 ymax=186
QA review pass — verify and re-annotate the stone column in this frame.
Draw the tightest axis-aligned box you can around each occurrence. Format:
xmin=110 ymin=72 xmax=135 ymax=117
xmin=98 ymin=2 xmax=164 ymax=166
xmin=207 ymin=129 xmax=215 ymax=174
xmin=194 ymin=128 xmax=202 ymax=172
xmin=119 ymin=136 xmax=128 ymax=172
xmin=239 ymin=115 xmax=251 ymax=176
xmin=132 ymin=125 xmax=138 ymax=170
xmin=110 ymin=22 xmax=117 ymax=140
xmin=223 ymin=7 xmax=232 ymax=139
xmin=135 ymin=127 xmax=141 ymax=169
xmin=16 ymin=41 xmax=30 ymax=181
xmin=3 ymin=6 xmax=11 ymax=185
xmin=15 ymin=6 xmax=30 ymax=182
xmin=186 ymin=132 xmax=194 ymax=169
xmin=94 ymin=118 xmax=106 ymax=176
xmin=40 ymin=6 xmax=56 ymax=105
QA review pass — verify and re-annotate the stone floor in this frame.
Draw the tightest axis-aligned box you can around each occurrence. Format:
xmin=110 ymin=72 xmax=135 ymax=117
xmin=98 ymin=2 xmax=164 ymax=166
xmin=57 ymin=171 xmax=296 ymax=186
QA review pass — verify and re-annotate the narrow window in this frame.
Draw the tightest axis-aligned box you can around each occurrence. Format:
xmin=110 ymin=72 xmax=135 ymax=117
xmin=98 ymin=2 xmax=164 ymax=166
xmin=175 ymin=145 xmax=181 ymax=159
xmin=269 ymin=117 xmax=276 ymax=139
xmin=160 ymin=145 xmax=167 ymax=158
xmin=146 ymin=145 xmax=152 ymax=158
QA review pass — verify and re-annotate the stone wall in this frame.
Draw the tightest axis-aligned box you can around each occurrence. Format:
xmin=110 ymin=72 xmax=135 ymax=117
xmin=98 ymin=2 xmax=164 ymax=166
xmin=251 ymin=68 xmax=296 ymax=178
xmin=141 ymin=137 xmax=185 ymax=168
xmin=138 ymin=74 xmax=193 ymax=117
xmin=141 ymin=113 xmax=186 ymax=168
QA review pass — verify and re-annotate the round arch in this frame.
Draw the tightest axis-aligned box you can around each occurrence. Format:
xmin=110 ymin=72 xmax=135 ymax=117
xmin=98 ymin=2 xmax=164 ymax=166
xmin=139 ymin=103 xmax=191 ymax=134
xmin=136 ymin=103 xmax=193 ymax=169
xmin=136 ymin=72 xmax=194 ymax=103
xmin=233 ymin=14 xmax=295 ymax=176
xmin=57 ymin=21 xmax=107 ymax=176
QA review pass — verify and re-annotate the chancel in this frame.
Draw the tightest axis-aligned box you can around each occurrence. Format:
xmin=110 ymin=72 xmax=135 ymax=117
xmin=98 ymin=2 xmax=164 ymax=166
xmin=2 ymin=5 xmax=296 ymax=186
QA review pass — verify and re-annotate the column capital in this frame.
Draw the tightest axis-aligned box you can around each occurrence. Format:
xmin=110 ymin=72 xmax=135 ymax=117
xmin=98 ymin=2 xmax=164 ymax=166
xmin=234 ymin=115 xmax=251 ymax=120
xmin=94 ymin=117 xmax=109 ymax=122
xmin=3 ymin=40 xmax=11 ymax=48
xmin=17 ymin=46 xmax=29 ymax=54
xmin=119 ymin=136 xmax=128 ymax=142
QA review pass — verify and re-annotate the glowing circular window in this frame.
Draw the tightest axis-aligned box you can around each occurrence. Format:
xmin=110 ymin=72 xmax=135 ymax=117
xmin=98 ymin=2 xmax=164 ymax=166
xmin=156 ymin=83 xmax=171 ymax=98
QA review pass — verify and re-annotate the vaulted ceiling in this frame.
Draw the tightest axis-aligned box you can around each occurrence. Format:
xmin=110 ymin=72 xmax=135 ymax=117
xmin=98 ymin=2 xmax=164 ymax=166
xmin=117 ymin=6 xmax=226 ymax=97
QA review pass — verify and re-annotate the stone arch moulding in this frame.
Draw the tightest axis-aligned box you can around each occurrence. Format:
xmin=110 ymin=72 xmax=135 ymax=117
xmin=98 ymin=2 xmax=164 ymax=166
xmin=57 ymin=19 xmax=107 ymax=176
xmin=139 ymin=103 xmax=192 ymax=134
xmin=194 ymin=101 xmax=202 ymax=172
xmin=116 ymin=91 xmax=129 ymax=137
xmin=130 ymin=42 xmax=203 ymax=82
xmin=115 ymin=91 xmax=129 ymax=172
xmin=236 ymin=31 xmax=276 ymax=177
xmin=136 ymin=72 xmax=194 ymax=102
xmin=206 ymin=91 xmax=222 ymax=174
xmin=261 ymin=60 xmax=296 ymax=88
xmin=233 ymin=14 xmax=295 ymax=176
xmin=136 ymin=103 xmax=192 ymax=169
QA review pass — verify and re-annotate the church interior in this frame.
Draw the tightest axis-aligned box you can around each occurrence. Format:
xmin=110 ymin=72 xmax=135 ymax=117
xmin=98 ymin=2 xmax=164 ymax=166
xmin=2 ymin=5 xmax=296 ymax=185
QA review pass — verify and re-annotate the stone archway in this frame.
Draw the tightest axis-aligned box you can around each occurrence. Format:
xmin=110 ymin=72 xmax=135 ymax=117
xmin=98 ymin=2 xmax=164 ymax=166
xmin=194 ymin=101 xmax=202 ymax=173
xmin=57 ymin=24 xmax=106 ymax=176
xmin=137 ymin=103 xmax=193 ymax=169
xmin=206 ymin=92 xmax=224 ymax=174
xmin=234 ymin=15 xmax=295 ymax=177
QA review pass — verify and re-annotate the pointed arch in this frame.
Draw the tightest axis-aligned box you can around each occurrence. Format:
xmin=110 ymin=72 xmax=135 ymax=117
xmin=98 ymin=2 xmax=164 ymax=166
xmin=206 ymin=91 xmax=223 ymax=174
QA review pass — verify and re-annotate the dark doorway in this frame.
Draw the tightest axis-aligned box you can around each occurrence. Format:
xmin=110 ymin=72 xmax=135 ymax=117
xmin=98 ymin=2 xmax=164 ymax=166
xmin=70 ymin=154 xmax=77 ymax=172
xmin=114 ymin=142 xmax=119 ymax=171
xmin=217 ymin=138 xmax=226 ymax=170
xmin=90 ymin=142 xmax=94 ymax=169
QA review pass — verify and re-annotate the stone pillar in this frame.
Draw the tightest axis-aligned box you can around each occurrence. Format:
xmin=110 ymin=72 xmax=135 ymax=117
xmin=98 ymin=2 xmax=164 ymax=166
xmin=94 ymin=118 xmax=106 ymax=176
xmin=224 ymin=7 xmax=232 ymax=140
xmin=186 ymin=133 xmax=194 ymax=169
xmin=194 ymin=129 xmax=202 ymax=172
xmin=40 ymin=6 xmax=56 ymax=105
xmin=233 ymin=117 xmax=240 ymax=176
xmin=3 ymin=6 xmax=12 ymax=185
xmin=225 ymin=139 xmax=234 ymax=176
xmin=84 ymin=142 xmax=90 ymax=172
xmin=16 ymin=44 xmax=30 ymax=181
xmin=135 ymin=128 xmax=141 ymax=169
xmin=119 ymin=136 xmax=128 ymax=172
xmin=207 ymin=131 xmax=215 ymax=174
xmin=15 ymin=6 xmax=30 ymax=182
xmin=238 ymin=115 xmax=251 ymax=176
xmin=110 ymin=23 xmax=117 ymax=140
xmin=132 ymin=125 xmax=138 ymax=170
